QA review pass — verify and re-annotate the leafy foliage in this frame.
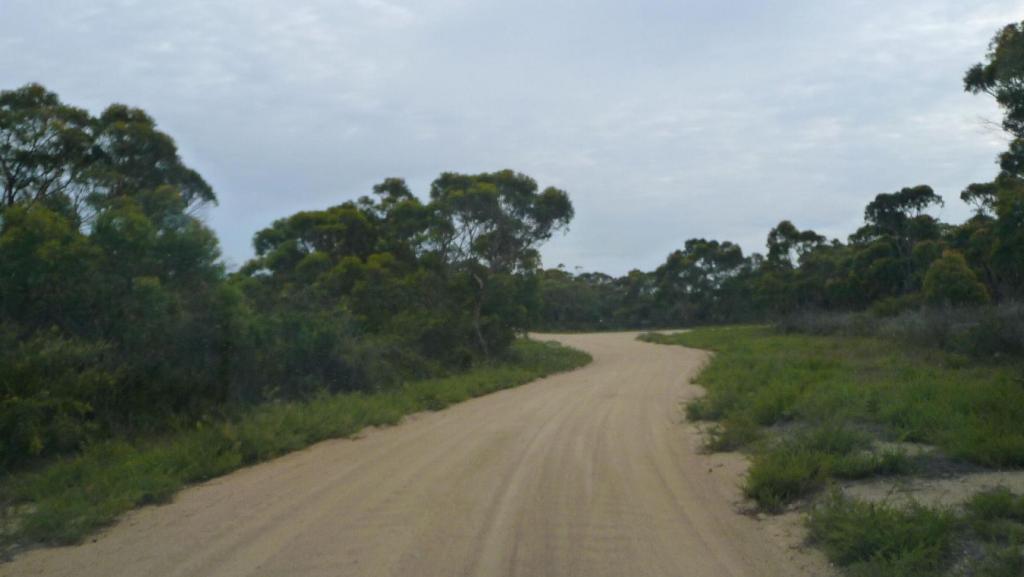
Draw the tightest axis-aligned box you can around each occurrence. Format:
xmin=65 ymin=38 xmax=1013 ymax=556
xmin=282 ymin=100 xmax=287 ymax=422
xmin=923 ymin=250 xmax=990 ymax=306
xmin=536 ymin=176 xmax=1007 ymax=328
xmin=808 ymin=493 xmax=956 ymax=577
xmin=645 ymin=327 xmax=1024 ymax=496
xmin=0 ymin=85 xmax=575 ymax=469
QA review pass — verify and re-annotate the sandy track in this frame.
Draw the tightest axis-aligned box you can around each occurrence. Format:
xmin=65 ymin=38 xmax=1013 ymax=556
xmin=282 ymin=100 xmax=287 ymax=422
xmin=4 ymin=332 xmax=830 ymax=577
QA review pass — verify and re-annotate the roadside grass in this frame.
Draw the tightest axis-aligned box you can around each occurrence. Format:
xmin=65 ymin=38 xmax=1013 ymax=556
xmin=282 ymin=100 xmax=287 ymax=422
xmin=963 ymin=488 xmax=1024 ymax=577
xmin=805 ymin=488 xmax=1024 ymax=577
xmin=0 ymin=339 xmax=590 ymax=548
xmin=807 ymin=492 xmax=957 ymax=577
xmin=744 ymin=427 xmax=911 ymax=513
xmin=642 ymin=326 xmax=1024 ymax=576
xmin=641 ymin=326 xmax=1024 ymax=509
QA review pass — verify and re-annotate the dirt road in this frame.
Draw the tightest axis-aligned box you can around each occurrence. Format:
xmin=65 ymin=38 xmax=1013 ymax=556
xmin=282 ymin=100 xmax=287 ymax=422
xmin=5 ymin=332 xmax=829 ymax=577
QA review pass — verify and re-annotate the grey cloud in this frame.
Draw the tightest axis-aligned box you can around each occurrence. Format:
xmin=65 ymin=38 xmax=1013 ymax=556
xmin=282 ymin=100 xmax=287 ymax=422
xmin=2 ymin=0 xmax=1022 ymax=273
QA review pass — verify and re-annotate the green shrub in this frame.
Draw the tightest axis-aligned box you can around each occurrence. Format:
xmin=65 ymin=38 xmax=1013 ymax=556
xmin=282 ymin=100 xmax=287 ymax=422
xmin=923 ymin=250 xmax=990 ymax=307
xmin=777 ymin=303 xmax=1024 ymax=359
xmin=705 ymin=417 xmax=761 ymax=451
xmin=744 ymin=444 xmax=827 ymax=511
xmin=830 ymin=449 xmax=911 ymax=480
xmin=741 ymin=426 xmax=907 ymax=510
xmin=957 ymin=488 xmax=1024 ymax=576
xmin=969 ymin=546 xmax=1024 ymax=577
xmin=967 ymin=487 xmax=1024 ymax=523
xmin=651 ymin=325 xmax=1024 ymax=469
xmin=0 ymin=327 xmax=120 ymax=467
xmin=869 ymin=293 xmax=923 ymax=318
xmin=807 ymin=493 xmax=956 ymax=577
xmin=684 ymin=396 xmax=712 ymax=421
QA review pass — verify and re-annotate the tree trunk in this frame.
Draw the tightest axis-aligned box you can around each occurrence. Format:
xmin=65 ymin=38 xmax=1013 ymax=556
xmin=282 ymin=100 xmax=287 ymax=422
xmin=472 ymin=273 xmax=489 ymax=359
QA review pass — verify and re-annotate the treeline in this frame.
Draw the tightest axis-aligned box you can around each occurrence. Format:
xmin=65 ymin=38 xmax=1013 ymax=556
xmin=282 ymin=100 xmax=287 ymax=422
xmin=0 ymin=83 xmax=573 ymax=467
xmin=537 ymin=21 xmax=1024 ymax=333
xmin=7 ymin=19 xmax=1024 ymax=470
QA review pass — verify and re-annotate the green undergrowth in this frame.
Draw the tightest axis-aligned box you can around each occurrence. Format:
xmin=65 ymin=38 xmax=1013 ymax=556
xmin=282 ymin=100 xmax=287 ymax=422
xmin=641 ymin=326 xmax=1024 ymax=576
xmin=807 ymin=492 xmax=957 ymax=577
xmin=641 ymin=326 xmax=1024 ymax=509
xmin=1 ymin=339 xmax=590 ymax=548
xmin=807 ymin=488 xmax=1024 ymax=577
xmin=743 ymin=426 xmax=911 ymax=512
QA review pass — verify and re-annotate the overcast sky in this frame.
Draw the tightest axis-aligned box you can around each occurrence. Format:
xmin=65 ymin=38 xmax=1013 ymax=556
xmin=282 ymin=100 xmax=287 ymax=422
xmin=3 ymin=1 xmax=1023 ymax=274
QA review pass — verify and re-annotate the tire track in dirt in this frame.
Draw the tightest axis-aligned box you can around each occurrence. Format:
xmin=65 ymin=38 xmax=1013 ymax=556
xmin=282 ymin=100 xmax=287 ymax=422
xmin=3 ymin=332 xmax=832 ymax=577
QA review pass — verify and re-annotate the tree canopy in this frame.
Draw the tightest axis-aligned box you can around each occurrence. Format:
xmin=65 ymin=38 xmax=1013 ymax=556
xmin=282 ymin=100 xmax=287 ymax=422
xmin=0 ymin=83 xmax=575 ymax=468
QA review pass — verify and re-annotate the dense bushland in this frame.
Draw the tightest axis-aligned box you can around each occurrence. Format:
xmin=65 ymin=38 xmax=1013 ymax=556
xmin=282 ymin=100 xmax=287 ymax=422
xmin=0 ymin=339 xmax=589 ymax=546
xmin=0 ymin=83 xmax=575 ymax=469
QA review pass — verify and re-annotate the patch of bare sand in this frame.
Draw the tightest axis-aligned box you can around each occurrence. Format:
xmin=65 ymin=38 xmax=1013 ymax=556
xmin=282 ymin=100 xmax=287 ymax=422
xmin=843 ymin=470 xmax=1024 ymax=508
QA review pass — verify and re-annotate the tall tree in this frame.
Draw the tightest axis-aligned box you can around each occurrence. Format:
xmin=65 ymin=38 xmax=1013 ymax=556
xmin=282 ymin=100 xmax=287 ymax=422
xmin=0 ymin=83 xmax=216 ymax=218
xmin=427 ymin=170 xmax=574 ymax=356
xmin=654 ymin=239 xmax=746 ymax=324
xmin=965 ymin=22 xmax=1024 ymax=298
xmin=848 ymin=185 xmax=944 ymax=297
xmin=0 ymin=84 xmax=92 ymax=209
xmin=89 ymin=104 xmax=215 ymax=209
xmin=965 ymin=21 xmax=1024 ymax=178
xmin=766 ymin=220 xmax=826 ymax=270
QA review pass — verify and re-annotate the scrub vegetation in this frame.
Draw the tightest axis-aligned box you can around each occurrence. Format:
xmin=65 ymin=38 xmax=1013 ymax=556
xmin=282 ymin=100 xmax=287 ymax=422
xmin=0 ymin=83 xmax=580 ymax=546
xmin=643 ymin=327 xmax=1024 ymax=504
xmin=4 ymin=11 xmax=1024 ymax=576
xmin=579 ymin=24 xmax=1024 ymax=574
xmin=1 ymin=339 xmax=589 ymax=547
xmin=644 ymin=325 xmax=1024 ymax=575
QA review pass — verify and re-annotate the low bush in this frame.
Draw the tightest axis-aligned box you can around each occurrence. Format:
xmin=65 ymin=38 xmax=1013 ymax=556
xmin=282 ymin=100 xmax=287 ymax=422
xmin=954 ymin=488 xmax=1024 ymax=577
xmin=777 ymin=302 xmax=1024 ymax=359
xmin=646 ymin=325 xmax=1024 ymax=575
xmin=802 ymin=487 xmax=1024 ymax=577
xmin=0 ymin=328 xmax=119 ymax=468
xmin=807 ymin=493 xmax=957 ymax=577
xmin=705 ymin=417 xmax=761 ymax=451
xmin=969 ymin=546 xmax=1024 ymax=577
xmin=745 ymin=444 xmax=827 ymax=512
xmin=967 ymin=487 xmax=1024 ymax=524
xmin=647 ymin=326 xmax=1024 ymax=471
xmin=743 ymin=426 xmax=908 ymax=511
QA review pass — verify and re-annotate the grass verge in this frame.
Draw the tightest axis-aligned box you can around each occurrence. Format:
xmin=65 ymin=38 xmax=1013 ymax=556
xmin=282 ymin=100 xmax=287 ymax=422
xmin=807 ymin=492 xmax=957 ymax=577
xmin=641 ymin=326 xmax=1024 ymax=509
xmin=806 ymin=488 xmax=1024 ymax=577
xmin=642 ymin=326 xmax=1024 ymax=576
xmin=1 ymin=339 xmax=590 ymax=548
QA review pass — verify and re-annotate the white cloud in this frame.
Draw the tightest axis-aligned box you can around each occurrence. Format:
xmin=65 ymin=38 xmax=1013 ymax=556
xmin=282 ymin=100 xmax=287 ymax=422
xmin=1 ymin=0 xmax=1022 ymax=273
xmin=355 ymin=0 xmax=416 ymax=26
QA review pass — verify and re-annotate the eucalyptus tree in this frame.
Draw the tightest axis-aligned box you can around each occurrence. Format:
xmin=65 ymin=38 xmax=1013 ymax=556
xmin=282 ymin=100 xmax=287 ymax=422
xmin=426 ymin=170 xmax=573 ymax=356
xmin=1 ymin=83 xmax=215 ymax=221
xmin=965 ymin=22 xmax=1024 ymax=298
xmin=654 ymin=239 xmax=747 ymax=324
xmin=965 ymin=21 xmax=1024 ymax=173
xmin=88 ymin=104 xmax=215 ymax=209
xmin=765 ymin=220 xmax=826 ymax=270
xmin=0 ymin=84 xmax=92 ymax=209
